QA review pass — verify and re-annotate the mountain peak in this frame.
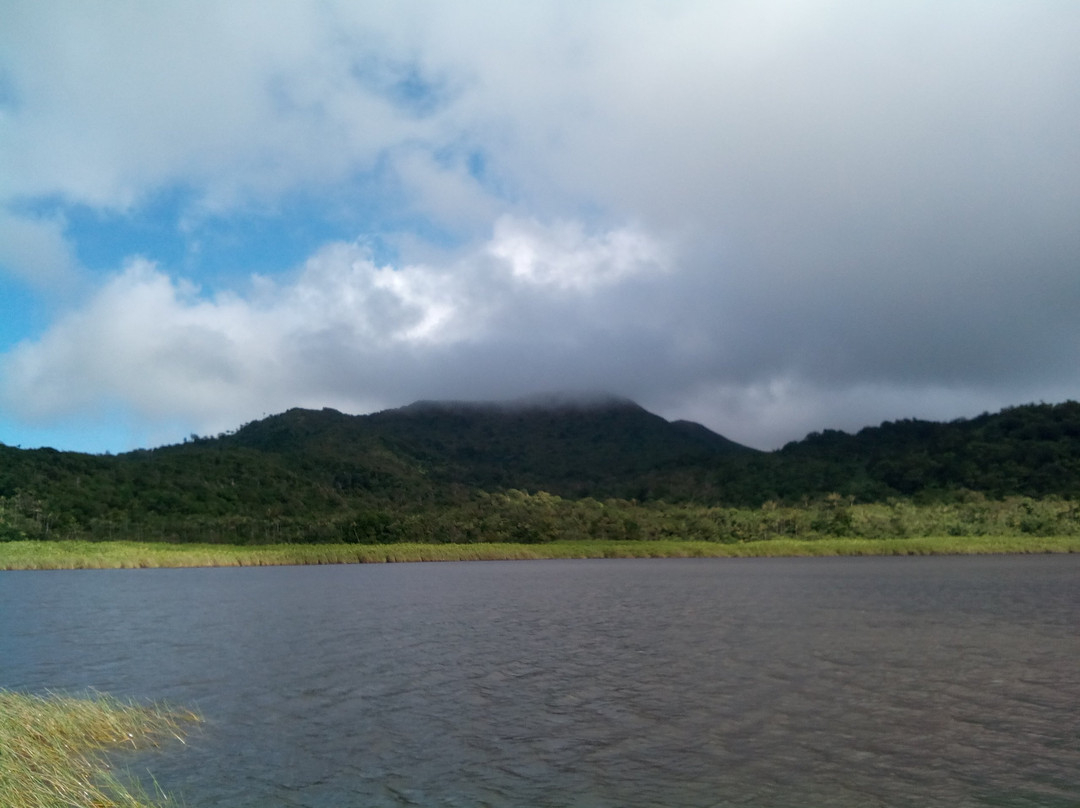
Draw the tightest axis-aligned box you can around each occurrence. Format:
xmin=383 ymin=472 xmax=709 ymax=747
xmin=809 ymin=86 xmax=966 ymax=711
xmin=219 ymin=393 xmax=755 ymax=499
xmin=394 ymin=391 xmax=641 ymax=416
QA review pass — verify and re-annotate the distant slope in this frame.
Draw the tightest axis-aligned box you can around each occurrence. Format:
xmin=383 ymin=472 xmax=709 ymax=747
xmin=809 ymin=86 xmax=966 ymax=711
xmin=225 ymin=394 xmax=756 ymax=498
xmin=2 ymin=396 xmax=1080 ymax=544
xmin=764 ymin=400 xmax=1080 ymax=500
xmin=165 ymin=396 xmax=1080 ymax=503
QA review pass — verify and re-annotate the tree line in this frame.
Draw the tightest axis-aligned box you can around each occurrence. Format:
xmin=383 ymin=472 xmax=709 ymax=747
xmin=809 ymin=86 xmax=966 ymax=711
xmin=1 ymin=399 xmax=1078 ymax=544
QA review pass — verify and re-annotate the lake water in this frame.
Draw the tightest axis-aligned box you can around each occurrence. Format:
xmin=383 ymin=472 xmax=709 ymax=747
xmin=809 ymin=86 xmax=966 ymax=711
xmin=1 ymin=555 xmax=1078 ymax=807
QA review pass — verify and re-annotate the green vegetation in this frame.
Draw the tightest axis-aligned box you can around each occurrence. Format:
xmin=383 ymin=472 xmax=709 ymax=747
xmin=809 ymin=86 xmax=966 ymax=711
xmin=2 ymin=534 xmax=1078 ymax=570
xmin=771 ymin=399 xmax=1080 ymax=501
xmin=0 ymin=689 xmax=198 ymax=808
xmin=3 ymin=483 xmax=1079 ymax=549
xmin=2 ymin=397 xmax=1079 ymax=549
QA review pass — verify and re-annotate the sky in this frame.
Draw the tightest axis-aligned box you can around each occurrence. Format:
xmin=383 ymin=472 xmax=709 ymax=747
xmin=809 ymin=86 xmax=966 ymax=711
xmin=1 ymin=1 xmax=1079 ymax=454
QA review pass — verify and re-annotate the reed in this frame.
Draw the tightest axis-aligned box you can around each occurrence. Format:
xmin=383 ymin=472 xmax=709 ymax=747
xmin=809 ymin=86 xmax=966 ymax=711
xmin=1 ymin=535 xmax=1077 ymax=570
xmin=0 ymin=689 xmax=198 ymax=808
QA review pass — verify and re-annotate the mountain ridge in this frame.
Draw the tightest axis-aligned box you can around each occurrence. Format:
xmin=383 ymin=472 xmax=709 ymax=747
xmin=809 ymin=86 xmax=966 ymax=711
xmin=221 ymin=394 xmax=755 ymax=498
xmin=2 ymin=396 xmax=1079 ymax=546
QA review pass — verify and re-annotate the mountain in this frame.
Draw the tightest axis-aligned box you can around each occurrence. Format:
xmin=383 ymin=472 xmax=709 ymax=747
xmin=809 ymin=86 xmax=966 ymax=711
xmin=769 ymin=400 xmax=1080 ymax=500
xmin=223 ymin=393 xmax=755 ymax=498
xmin=2 ymin=395 xmax=1079 ymax=544
xmin=0 ymin=393 xmax=758 ymax=543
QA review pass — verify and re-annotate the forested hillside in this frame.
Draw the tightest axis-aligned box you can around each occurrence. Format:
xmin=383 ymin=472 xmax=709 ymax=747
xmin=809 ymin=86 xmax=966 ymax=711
xmin=772 ymin=400 xmax=1080 ymax=500
xmin=1 ymin=397 xmax=1078 ymax=544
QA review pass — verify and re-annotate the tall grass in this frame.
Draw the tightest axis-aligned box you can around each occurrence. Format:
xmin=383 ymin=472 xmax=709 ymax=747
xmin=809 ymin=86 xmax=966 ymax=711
xmin=1 ymin=535 xmax=1077 ymax=570
xmin=0 ymin=689 xmax=198 ymax=808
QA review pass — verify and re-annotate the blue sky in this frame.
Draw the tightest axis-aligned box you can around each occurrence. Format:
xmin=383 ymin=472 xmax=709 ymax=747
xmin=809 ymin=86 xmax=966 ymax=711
xmin=2 ymin=1 xmax=1079 ymax=453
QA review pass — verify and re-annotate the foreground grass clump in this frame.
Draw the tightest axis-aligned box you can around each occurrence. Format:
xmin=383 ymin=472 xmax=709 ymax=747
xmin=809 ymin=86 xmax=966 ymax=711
xmin=1 ymin=535 xmax=1078 ymax=570
xmin=0 ymin=689 xmax=198 ymax=808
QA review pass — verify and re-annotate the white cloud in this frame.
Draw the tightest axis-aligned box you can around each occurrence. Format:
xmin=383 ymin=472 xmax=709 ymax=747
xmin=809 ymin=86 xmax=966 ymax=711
xmin=0 ymin=218 xmax=673 ymax=438
xmin=487 ymin=217 xmax=666 ymax=291
xmin=0 ymin=2 xmax=431 ymax=211
xmin=5 ymin=2 xmax=1078 ymax=238
xmin=0 ymin=211 xmax=80 ymax=289
xmin=2 ymin=2 xmax=1079 ymax=450
xmin=389 ymin=148 xmax=501 ymax=232
xmin=8 ymin=205 xmax=1070 ymax=451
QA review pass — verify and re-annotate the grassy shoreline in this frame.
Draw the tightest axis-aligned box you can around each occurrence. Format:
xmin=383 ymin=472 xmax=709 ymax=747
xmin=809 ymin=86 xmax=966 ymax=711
xmin=2 ymin=535 xmax=1078 ymax=570
xmin=0 ymin=689 xmax=198 ymax=808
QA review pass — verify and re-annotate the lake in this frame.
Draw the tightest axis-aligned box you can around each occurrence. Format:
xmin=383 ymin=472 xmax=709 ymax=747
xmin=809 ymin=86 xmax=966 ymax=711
xmin=1 ymin=555 xmax=1078 ymax=807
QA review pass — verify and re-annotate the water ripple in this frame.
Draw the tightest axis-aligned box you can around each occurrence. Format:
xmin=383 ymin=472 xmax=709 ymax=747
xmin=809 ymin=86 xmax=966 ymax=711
xmin=1 ymin=556 xmax=1077 ymax=807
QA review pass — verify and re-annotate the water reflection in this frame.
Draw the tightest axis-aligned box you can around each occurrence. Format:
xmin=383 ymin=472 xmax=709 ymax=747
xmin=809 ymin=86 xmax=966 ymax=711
xmin=2 ymin=556 xmax=1078 ymax=807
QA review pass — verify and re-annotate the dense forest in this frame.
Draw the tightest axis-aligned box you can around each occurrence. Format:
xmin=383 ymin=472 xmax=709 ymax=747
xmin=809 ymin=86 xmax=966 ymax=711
xmin=2 ymin=396 xmax=1079 ymax=544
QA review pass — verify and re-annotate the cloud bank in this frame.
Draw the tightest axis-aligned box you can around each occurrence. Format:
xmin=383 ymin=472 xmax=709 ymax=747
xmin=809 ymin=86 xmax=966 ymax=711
xmin=1 ymin=218 xmax=675 ymax=434
xmin=2 ymin=2 xmax=1079 ymax=450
